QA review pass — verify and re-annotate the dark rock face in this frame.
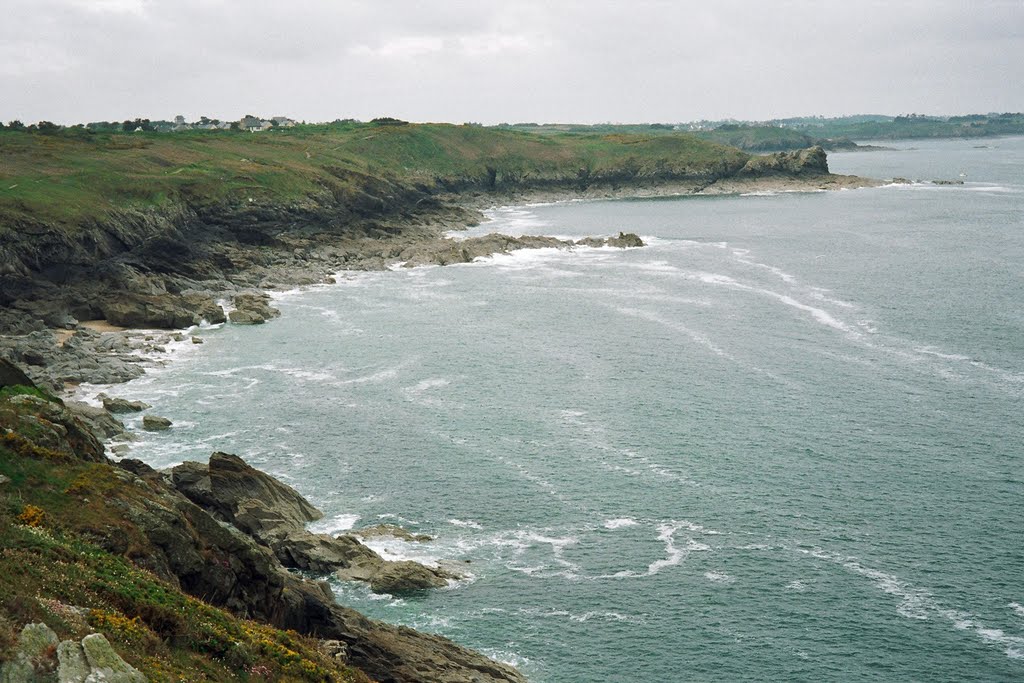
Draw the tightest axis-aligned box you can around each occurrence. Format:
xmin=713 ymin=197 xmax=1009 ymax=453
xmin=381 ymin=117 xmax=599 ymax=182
xmin=101 ymin=293 xmax=198 ymax=329
xmin=737 ymin=145 xmax=829 ymax=177
xmin=0 ymin=358 xmax=35 ymax=389
xmin=172 ymin=452 xmax=322 ymax=527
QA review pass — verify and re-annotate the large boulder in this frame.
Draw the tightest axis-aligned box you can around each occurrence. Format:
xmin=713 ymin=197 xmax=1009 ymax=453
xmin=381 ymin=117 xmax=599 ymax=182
xmin=228 ymin=294 xmax=279 ymax=325
xmin=171 ymin=452 xmax=322 ymax=529
xmin=99 ymin=394 xmax=151 ymax=414
xmin=65 ymin=400 xmax=127 ymax=439
xmin=141 ymin=415 xmax=172 ymax=431
xmin=368 ymin=560 xmax=454 ymax=594
xmin=101 ymin=293 xmax=197 ymax=329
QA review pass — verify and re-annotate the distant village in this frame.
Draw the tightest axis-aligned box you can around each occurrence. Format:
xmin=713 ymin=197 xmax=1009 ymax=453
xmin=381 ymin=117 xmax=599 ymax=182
xmin=125 ymin=114 xmax=300 ymax=133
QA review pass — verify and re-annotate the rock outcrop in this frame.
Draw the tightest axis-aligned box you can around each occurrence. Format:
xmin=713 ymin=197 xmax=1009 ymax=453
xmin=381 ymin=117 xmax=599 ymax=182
xmin=169 ymin=453 xmax=459 ymax=593
xmin=737 ymin=145 xmax=829 ymax=177
xmin=0 ymin=624 xmax=146 ymax=683
xmin=228 ymin=294 xmax=280 ymax=325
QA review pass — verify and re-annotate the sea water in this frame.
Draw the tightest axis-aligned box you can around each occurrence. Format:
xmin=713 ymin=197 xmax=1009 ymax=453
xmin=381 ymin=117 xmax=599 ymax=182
xmin=105 ymin=137 xmax=1024 ymax=681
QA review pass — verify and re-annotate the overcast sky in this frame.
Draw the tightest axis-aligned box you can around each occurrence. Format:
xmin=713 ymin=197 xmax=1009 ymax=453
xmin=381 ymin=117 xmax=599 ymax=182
xmin=3 ymin=0 xmax=1022 ymax=125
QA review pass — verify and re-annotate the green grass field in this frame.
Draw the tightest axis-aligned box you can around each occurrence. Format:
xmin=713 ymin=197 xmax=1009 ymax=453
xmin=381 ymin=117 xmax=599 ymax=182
xmin=0 ymin=123 xmax=748 ymax=228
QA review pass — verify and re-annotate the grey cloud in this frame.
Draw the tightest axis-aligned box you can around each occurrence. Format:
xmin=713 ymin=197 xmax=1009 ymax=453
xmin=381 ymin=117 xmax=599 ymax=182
xmin=2 ymin=0 xmax=1022 ymax=125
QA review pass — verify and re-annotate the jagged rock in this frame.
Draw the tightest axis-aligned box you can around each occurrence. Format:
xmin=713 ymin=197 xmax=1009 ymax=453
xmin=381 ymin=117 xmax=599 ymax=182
xmin=229 ymin=294 xmax=279 ymax=325
xmin=180 ymin=292 xmax=226 ymax=325
xmin=64 ymin=401 xmax=126 ymax=439
xmin=79 ymin=633 xmax=146 ymax=682
xmin=191 ymin=336 xmax=203 ymax=344
xmin=99 ymin=394 xmax=151 ymax=414
xmin=355 ymin=523 xmax=433 ymax=543
xmin=141 ymin=415 xmax=172 ymax=431
xmin=605 ymin=232 xmax=644 ymax=248
xmin=101 ymin=294 xmax=196 ymax=330
xmin=227 ymin=309 xmax=265 ymax=325
xmin=891 ymin=177 xmax=912 ymax=184
xmin=0 ymin=395 xmax=105 ymax=462
xmin=369 ymin=561 xmax=455 ymax=594
xmin=0 ymin=622 xmax=59 ymax=682
xmin=171 ymin=453 xmax=322 ymax=529
xmin=737 ymin=146 xmax=829 ymax=177
xmin=0 ymin=358 xmax=35 ymax=389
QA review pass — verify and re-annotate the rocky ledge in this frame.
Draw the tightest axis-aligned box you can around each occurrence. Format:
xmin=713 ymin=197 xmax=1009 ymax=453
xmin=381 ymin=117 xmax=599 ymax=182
xmin=0 ymin=360 xmax=526 ymax=682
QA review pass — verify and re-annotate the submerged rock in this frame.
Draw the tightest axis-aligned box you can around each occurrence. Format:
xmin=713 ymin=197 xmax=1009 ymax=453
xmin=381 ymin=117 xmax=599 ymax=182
xmin=355 ymin=523 xmax=433 ymax=543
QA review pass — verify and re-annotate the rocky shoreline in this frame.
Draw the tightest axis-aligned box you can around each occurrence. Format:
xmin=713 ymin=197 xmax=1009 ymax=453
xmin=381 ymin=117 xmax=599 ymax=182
xmin=0 ymin=146 xmax=883 ymax=681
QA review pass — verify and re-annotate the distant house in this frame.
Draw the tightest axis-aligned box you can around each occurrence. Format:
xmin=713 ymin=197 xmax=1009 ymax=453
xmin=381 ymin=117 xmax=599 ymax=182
xmin=271 ymin=116 xmax=297 ymax=128
xmin=239 ymin=115 xmax=273 ymax=132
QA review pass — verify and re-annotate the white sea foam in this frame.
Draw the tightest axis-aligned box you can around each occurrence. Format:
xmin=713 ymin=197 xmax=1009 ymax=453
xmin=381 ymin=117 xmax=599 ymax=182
xmin=786 ymin=580 xmax=808 ymax=592
xmin=309 ymin=513 xmax=360 ymax=535
xmin=798 ymin=546 xmax=1024 ymax=659
xmin=603 ymin=518 xmax=638 ymax=529
xmin=448 ymin=518 xmax=483 ymax=529
xmin=704 ymin=571 xmax=735 ymax=584
xmin=1011 ymin=602 xmax=1024 ymax=618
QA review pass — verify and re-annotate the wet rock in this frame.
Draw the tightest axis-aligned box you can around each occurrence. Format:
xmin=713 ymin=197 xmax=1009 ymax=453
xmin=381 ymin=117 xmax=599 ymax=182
xmin=229 ymin=294 xmax=279 ymax=325
xmin=227 ymin=309 xmax=265 ymax=325
xmin=355 ymin=523 xmax=433 ymax=543
xmin=142 ymin=415 xmax=172 ymax=431
xmin=605 ymin=232 xmax=644 ymax=248
xmin=369 ymin=560 xmax=454 ymax=594
xmin=191 ymin=336 xmax=203 ymax=344
xmin=99 ymin=394 xmax=152 ymax=413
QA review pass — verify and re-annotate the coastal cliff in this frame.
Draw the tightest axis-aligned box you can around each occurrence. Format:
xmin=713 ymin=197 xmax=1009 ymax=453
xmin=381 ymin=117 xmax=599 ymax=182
xmin=0 ymin=360 xmax=526 ymax=682
xmin=0 ymin=123 xmax=871 ymax=337
xmin=0 ymin=124 xmax=877 ymax=681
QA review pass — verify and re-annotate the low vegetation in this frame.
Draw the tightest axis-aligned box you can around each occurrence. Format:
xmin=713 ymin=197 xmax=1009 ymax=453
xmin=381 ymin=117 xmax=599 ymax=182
xmin=0 ymin=388 xmax=370 ymax=681
xmin=0 ymin=122 xmax=748 ymax=230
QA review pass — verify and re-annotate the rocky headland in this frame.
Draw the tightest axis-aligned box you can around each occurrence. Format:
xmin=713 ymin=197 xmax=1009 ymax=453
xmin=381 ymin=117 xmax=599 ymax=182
xmin=0 ymin=131 xmax=884 ymax=680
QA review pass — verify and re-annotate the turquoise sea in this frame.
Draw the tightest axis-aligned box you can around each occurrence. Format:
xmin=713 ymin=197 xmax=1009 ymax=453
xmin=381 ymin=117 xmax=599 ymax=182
xmin=104 ymin=137 xmax=1024 ymax=681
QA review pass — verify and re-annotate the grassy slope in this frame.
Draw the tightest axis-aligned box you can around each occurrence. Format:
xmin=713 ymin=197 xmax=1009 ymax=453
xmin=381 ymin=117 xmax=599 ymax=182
xmin=0 ymin=395 xmax=370 ymax=682
xmin=0 ymin=124 xmax=747 ymax=231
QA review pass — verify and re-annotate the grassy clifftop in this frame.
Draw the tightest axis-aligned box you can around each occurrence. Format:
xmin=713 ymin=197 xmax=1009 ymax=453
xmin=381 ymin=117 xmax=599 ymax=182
xmin=0 ymin=123 xmax=749 ymax=229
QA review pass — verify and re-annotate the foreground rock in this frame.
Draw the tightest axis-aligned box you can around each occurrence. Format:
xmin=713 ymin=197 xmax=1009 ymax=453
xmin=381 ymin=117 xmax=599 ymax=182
xmin=0 ymin=623 xmax=146 ymax=683
xmin=169 ymin=453 xmax=458 ymax=592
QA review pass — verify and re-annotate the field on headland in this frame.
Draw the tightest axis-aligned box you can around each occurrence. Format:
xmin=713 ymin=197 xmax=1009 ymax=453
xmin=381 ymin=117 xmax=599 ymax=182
xmin=0 ymin=123 xmax=748 ymax=228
